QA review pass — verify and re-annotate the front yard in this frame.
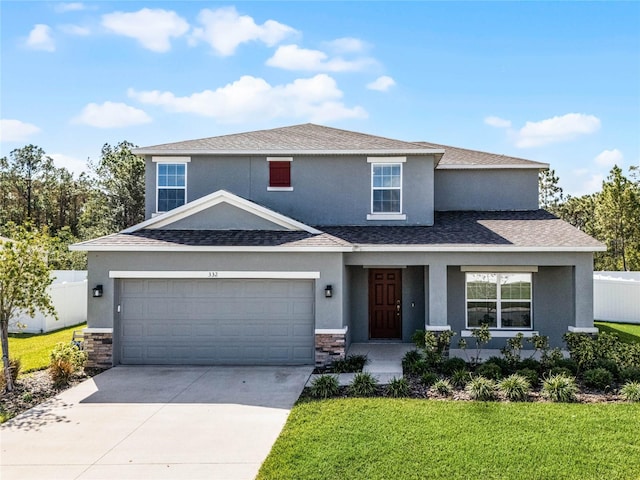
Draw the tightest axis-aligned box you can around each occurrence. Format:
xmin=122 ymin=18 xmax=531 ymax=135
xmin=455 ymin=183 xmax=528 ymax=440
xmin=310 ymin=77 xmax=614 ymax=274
xmin=258 ymin=398 xmax=640 ymax=480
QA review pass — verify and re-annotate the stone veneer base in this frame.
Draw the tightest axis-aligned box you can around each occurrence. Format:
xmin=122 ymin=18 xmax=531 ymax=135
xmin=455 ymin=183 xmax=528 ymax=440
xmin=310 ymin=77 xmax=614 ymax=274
xmin=315 ymin=332 xmax=346 ymax=367
xmin=83 ymin=328 xmax=113 ymax=369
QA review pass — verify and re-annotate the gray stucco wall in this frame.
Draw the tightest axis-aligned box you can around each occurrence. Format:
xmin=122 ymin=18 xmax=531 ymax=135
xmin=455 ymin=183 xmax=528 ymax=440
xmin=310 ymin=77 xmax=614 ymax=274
xmin=145 ymin=154 xmax=435 ymax=226
xmin=434 ymin=169 xmax=539 ymax=211
xmin=86 ymin=251 xmax=345 ymax=331
xmin=347 ymin=266 xmax=425 ymax=343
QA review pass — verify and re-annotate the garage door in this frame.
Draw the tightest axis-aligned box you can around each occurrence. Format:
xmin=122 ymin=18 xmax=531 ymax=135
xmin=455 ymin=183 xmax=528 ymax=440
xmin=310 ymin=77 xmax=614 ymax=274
xmin=118 ymin=278 xmax=315 ymax=365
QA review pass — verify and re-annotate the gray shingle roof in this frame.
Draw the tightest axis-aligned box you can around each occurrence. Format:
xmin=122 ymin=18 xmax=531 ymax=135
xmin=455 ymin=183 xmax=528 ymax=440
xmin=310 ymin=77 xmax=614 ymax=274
xmin=322 ymin=211 xmax=603 ymax=249
xmin=73 ymin=211 xmax=604 ymax=251
xmin=416 ymin=142 xmax=546 ymax=168
xmin=134 ymin=123 xmax=437 ymax=155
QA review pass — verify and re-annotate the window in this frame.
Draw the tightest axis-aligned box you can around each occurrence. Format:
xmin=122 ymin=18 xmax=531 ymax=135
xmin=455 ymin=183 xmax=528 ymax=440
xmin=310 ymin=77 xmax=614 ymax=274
xmin=267 ymin=157 xmax=293 ymax=191
xmin=371 ymin=163 xmax=402 ymax=213
xmin=157 ymin=163 xmax=186 ymax=212
xmin=466 ymin=273 xmax=532 ymax=329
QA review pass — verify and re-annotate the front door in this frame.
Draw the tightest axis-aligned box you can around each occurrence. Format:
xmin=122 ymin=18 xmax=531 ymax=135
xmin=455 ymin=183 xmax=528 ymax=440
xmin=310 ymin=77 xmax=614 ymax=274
xmin=369 ymin=269 xmax=402 ymax=339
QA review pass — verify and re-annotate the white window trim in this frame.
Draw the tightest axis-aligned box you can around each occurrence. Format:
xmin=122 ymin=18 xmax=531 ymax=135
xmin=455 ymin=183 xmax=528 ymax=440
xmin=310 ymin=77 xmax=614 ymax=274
xmin=465 ymin=272 xmax=534 ymax=330
xmin=267 ymin=157 xmax=293 ymax=191
xmin=152 ymin=156 xmax=191 ymax=163
xmin=369 ymin=162 xmax=403 ymax=217
xmin=156 ymin=162 xmax=187 ymax=213
xmin=367 ymin=156 xmax=406 ymax=163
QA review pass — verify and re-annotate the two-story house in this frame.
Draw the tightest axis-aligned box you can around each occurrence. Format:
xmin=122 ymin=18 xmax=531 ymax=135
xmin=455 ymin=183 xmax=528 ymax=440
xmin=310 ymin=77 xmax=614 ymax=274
xmin=72 ymin=124 xmax=605 ymax=368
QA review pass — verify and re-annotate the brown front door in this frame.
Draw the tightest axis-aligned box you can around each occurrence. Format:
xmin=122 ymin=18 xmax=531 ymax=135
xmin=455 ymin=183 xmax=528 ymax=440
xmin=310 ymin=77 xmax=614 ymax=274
xmin=369 ymin=269 xmax=402 ymax=339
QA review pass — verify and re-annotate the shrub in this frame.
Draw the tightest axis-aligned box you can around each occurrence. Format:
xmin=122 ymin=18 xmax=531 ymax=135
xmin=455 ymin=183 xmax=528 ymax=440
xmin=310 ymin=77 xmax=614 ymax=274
xmin=387 ymin=377 xmax=409 ymax=398
xmin=594 ymin=358 xmax=620 ymax=379
xmin=451 ymin=369 xmax=471 ymax=388
xmin=516 ymin=368 xmax=539 ymax=387
xmin=583 ymin=368 xmax=614 ymax=391
xmin=499 ymin=374 xmax=531 ymax=402
xmin=411 ymin=330 xmax=426 ymax=348
xmin=542 ymin=374 xmax=578 ymax=403
xmin=475 ymin=362 xmax=502 ymax=380
xmin=309 ymin=375 xmax=339 ymax=399
xmin=619 ymin=381 xmax=640 ymax=402
xmin=0 ymin=358 xmax=21 ymax=391
xmin=49 ymin=342 xmax=87 ymax=387
xmin=433 ymin=378 xmax=453 ymax=396
xmin=485 ymin=356 xmax=513 ymax=375
xmin=420 ymin=372 xmax=438 ymax=387
xmin=348 ymin=372 xmax=378 ymax=397
xmin=469 ymin=323 xmax=492 ymax=365
xmin=402 ymin=350 xmax=424 ymax=375
xmin=518 ymin=358 xmax=542 ymax=373
xmin=466 ymin=376 xmax=498 ymax=401
xmin=620 ymin=366 xmax=640 ymax=383
xmin=548 ymin=367 xmax=574 ymax=378
xmin=501 ymin=333 xmax=524 ymax=365
xmin=423 ymin=330 xmax=456 ymax=364
xmin=552 ymin=358 xmax=578 ymax=375
xmin=332 ymin=354 xmax=368 ymax=373
xmin=440 ymin=357 xmax=467 ymax=375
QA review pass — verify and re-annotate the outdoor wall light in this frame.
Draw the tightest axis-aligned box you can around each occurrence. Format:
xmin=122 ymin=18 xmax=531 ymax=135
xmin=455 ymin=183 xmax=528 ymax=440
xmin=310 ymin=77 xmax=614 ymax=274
xmin=92 ymin=285 xmax=103 ymax=298
xmin=324 ymin=285 xmax=333 ymax=298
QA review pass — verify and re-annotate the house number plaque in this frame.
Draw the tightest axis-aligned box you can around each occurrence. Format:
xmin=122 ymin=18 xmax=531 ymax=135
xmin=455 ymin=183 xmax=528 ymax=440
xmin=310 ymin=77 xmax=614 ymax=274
xmin=208 ymin=271 xmax=218 ymax=278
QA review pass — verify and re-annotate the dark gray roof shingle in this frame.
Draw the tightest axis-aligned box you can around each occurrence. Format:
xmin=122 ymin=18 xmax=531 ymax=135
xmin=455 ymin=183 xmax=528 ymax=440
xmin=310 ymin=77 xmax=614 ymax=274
xmin=74 ymin=211 xmax=603 ymax=251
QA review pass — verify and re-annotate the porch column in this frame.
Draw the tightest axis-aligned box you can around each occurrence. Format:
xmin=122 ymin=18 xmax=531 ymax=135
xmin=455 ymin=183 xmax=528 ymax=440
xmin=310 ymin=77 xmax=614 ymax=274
xmin=572 ymin=258 xmax=597 ymax=331
xmin=427 ymin=260 xmax=449 ymax=329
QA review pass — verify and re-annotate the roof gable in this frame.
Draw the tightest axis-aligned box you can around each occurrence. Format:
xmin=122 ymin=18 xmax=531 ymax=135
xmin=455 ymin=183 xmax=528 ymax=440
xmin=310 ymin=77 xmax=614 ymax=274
xmin=122 ymin=190 xmax=321 ymax=234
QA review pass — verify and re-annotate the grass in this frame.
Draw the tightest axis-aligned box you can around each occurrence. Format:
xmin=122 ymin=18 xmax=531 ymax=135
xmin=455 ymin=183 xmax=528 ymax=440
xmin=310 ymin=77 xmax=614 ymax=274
xmin=595 ymin=321 xmax=640 ymax=344
xmin=7 ymin=323 xmax=86 ymax=372
xmin=258 ymin=398 xmax=640 ymax=480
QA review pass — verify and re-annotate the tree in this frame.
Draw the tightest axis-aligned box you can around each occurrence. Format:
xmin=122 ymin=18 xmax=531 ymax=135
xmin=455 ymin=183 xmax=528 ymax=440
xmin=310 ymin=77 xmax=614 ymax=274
xmin=0 ymin=225 xmax=57 ymax=392
xmin=80 ymin=141 xmax=145 ymax=237
xmin=538 ymin=168 xmax=564 ymax=214
xmin=594 ymin=165 xmax=640 ymax=271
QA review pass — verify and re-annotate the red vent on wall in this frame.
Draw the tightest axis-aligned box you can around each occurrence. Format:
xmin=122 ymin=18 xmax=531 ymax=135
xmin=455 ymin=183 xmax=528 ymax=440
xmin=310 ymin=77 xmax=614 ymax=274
xmin=269 ymin=161 xmax=291 ymax=187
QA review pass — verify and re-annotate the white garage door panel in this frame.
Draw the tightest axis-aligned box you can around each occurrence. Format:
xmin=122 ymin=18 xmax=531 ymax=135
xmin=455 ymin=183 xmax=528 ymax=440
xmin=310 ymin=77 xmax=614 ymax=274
xmin=119 ymin=278 xmax=315 ymax=365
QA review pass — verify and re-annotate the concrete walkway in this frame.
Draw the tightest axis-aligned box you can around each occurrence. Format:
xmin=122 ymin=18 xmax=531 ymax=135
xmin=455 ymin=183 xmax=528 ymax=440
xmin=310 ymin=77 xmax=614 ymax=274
xmin=307 ymin=343 xmax=415 ymax=386
xmin=1 ymin=365 xmax=312 ymax=480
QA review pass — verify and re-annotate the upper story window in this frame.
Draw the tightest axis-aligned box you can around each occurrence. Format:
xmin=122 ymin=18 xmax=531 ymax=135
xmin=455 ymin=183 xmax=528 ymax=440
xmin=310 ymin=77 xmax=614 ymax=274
xmin=267 ymin=157 xmax=293 ymax=191
xmin=466 ymin=273 xmax=532 ymax=329
xmin=367 ymin=157 xmax=406 ymax=220
xmin=156 ymin=161 xmax=187 ymax=212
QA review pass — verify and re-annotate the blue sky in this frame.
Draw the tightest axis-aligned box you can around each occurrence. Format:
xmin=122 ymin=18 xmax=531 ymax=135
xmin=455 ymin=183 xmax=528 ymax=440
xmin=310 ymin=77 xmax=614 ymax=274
xmin=1 ymin=1 xmax=638 ymax=196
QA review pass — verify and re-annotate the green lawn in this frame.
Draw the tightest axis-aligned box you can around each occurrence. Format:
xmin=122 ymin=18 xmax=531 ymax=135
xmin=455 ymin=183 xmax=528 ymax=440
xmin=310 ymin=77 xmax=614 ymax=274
xmin=7 ymin=323 xmax=86 ymax=372
xmin=595 ymin=321 xmax=640 ymax=344
xmin=258 ymin=398 xmax=640 ymax=480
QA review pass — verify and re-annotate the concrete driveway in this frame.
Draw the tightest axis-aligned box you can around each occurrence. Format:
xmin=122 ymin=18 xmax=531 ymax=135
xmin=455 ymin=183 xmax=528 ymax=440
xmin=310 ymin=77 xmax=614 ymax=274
xmin=1 ymin=365 xmax=312 ymax=480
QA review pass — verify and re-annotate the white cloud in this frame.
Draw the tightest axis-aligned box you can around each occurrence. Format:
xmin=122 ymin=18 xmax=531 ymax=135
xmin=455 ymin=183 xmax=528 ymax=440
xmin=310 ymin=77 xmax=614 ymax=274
xmin=74 ymin=101 xmax=152 ymax=128
xmin=102 ymin=8 xmax=189 ymax=52
xmin=484 ymin=116 xmax=512 ymax=128
xmin=55 ymin=3 xmax=86 ymax=13
xmin=325 ymin=37 xmax=368 ymax=53
xmin=190 ymin=6 xmax=297 ymax=56
xmin=59 ymin=24 xmax=90 ymax=36
xmin=128 ymin=74 xmax=367 ymax=123
xmin=367 ymin=76 xmax=396 ymax=92
xmin=582 ymin=174 xmax=604 ymax=195
xmin=515 ymin=113 xmax=601 ymax=148
xmin=50 ymin=153 xmax=89 ymax=175
xmin=0 ymin=119 xmax=41 ymax=142
xmin=266 ymin=44 xmax=375 ymax=72
xmin=26 ymin=24 xmax=55 ymax=52
xmin=594 ymin=149 xmax=623 ymax=167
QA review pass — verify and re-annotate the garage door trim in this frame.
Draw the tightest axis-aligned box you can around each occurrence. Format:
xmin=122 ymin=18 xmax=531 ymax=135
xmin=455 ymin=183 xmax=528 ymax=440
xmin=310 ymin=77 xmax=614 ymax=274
xmin=110 ymin=270 xmax=320 ymax=279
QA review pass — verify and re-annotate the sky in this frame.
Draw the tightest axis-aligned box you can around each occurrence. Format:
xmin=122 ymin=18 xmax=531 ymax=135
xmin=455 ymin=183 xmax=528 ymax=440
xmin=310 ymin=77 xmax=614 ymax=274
xmin=1 ymin=1 xmax=639 ymax=197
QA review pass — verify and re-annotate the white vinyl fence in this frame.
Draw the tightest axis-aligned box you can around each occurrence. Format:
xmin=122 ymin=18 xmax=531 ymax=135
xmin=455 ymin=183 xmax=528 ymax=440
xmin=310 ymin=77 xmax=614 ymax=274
xmin=9 ymin=270 xmax=87 ymax=334
xmin=594 ymin=271 xmax=640 ymax=324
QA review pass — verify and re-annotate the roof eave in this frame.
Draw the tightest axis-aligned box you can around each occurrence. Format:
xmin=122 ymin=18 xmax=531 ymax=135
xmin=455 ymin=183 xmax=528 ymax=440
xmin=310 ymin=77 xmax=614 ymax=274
xmin=437 ymin=163 xmax=549 ymax=170
xmin=69 ymin=245 xmax=352 ymax=252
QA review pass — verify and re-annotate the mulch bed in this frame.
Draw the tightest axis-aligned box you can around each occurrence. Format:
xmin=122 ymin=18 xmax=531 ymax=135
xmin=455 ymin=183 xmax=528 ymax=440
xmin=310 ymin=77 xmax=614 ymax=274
xmin=1 ymin=368 xmax=105 ymax=422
